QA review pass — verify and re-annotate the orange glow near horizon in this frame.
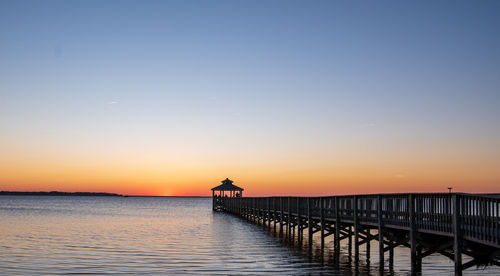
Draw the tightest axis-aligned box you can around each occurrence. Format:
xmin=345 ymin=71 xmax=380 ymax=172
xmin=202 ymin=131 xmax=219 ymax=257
xmin=1 ymin=111 xmax=499 ymax=197
xmin=1 ymin=149 xmax=499 ymax=196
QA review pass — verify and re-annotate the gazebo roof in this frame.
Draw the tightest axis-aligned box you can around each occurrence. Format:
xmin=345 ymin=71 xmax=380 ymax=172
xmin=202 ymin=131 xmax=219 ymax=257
xmin=211 ymin=178 xmax=244 ymax=191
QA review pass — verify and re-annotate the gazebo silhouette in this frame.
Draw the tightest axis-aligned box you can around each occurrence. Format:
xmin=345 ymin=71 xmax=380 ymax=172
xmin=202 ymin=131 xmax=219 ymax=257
xmin=212 ymin=178 xmax=243 ymax=211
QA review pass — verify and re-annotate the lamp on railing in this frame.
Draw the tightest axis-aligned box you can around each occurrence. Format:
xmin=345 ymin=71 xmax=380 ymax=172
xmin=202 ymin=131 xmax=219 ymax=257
xmin=448 ymin=187 xmax=452 ymax=193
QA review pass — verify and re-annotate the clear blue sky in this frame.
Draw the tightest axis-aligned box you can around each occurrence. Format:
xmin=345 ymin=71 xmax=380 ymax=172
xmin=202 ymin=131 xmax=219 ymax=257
xmin=1 ymin=0 xmax=499 ymax=195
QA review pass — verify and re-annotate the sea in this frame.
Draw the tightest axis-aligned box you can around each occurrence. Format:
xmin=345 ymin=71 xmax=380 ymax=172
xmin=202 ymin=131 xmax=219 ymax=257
xmin=0 ymin=196 xmax=498 ymax=275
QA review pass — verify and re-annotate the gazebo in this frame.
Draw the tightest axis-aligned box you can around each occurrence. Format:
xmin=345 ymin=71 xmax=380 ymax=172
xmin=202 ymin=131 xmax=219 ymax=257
xmin=211 ymin=178 xmax=243 ymax=198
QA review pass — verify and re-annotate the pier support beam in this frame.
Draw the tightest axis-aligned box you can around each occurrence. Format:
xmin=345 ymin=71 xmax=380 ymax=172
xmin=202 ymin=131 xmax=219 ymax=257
xmin=453 ymin=194 xmax=462 ymax=276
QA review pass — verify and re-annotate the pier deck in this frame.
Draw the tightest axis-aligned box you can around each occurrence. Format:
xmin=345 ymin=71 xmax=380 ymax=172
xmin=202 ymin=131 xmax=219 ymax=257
xmin=214 ymin=193 xmax=500 ymax=275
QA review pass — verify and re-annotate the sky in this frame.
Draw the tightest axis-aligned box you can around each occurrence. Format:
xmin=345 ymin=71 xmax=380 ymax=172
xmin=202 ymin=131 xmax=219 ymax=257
xmin=1 ymin=0 xmax=499 ymax=196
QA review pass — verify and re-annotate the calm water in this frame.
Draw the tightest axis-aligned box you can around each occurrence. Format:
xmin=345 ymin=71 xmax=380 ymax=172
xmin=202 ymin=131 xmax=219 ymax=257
xmin=0 ymin=196 xmax=498 ymax=275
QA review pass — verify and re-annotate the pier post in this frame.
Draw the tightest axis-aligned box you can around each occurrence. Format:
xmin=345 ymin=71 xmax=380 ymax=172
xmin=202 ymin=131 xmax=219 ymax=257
xmin=274 ymin=198 xmax=277 ymax=231
xmin=252 ymin=198 xmax=255 ymax=223
xmin=334 ymin=197 xmax=340 ymax=259
xmin=348 ymin=225 xmax=352 ymax=261
xmin=409 ymin=194 xmax=421 ymax=274
xmin=366 ymin=229 xmax=371 ymax=263
xmin=260 ymin=198 xmax=263 ymax=225
xmin=453 ymin=194 xmax=462 ymax=276
xmin=288 ymin=197 xmax=292 ymax=243
xmin=262 ymin=198 xmax=265 ymax=225
xmin=389 ymin=247 xmax=394 ymax=270
xmin=286 ymin=197 xmax=293 ymax=242
xmin=246 ymin=198 xmax=250 ymax=221
xmin=320 ymin=197 xmax=325 ymax=252
xmin=354 ymin=195 xmax=359 ymax=265
xmin=377 ymin=195 xmax=384 ymax=271
xmin=261 ymin=198 xmax=264 ymax=226
xmin=297 ymin=197 xmax=301 ymax=245
xmin=262 ymin=198 xmax=264 ymax=225
xmin=245 ymin=198 xmax=249 ymax=219
xmin=267 ymin=197 xmax=271 ymax=230
xmin=308 ymin=197 xmax=313 ymax=251
xmin=249 ymin=198 xmax=253 ymax=222
xmin=243 ymin=198 xmax=246 ymax=219
xmin=254 ymin=198 xmax=257 ymax=224
xmin=255 ymin=198 xmax=259 ymax=224
xmin=212 ymin=190 xmax=215 ymax=210
xmin=280 ymin=197 xmax=283 ymax=235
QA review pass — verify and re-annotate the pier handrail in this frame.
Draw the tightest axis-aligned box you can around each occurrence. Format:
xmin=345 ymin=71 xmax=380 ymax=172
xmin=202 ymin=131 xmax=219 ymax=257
xmin=219 ymin=193 xmax=500 ymax=249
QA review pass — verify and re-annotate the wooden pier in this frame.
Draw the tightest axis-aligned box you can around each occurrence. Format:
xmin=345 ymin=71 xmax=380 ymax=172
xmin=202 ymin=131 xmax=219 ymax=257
xmin=213 ymin=193 xmax=500 ymax=275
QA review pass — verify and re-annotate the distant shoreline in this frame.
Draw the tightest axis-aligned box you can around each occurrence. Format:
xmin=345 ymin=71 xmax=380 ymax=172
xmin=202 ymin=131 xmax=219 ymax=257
xmin=0 ymin=191 xmax=123 ymax=197
xmin=0 ymin=191 xmax=210 ymax=197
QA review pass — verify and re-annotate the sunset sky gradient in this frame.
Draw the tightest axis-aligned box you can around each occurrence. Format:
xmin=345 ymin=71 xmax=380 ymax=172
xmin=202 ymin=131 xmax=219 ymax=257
xmin=1 ymin=0 xmax=499 ymax=196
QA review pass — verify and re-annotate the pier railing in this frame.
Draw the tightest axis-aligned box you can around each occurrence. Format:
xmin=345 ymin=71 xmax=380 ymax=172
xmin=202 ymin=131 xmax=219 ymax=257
xmin=218 ymin=193 xmax=500 ymax=248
